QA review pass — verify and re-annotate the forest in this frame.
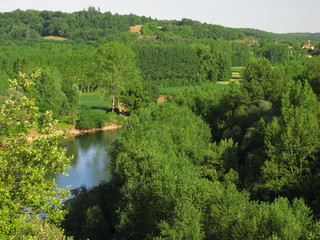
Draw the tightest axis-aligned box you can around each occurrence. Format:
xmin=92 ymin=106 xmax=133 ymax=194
xmin=2 ymin=7 xmax=320 ymax=239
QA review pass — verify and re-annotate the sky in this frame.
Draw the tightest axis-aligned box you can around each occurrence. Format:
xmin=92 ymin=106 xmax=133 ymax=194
xmin=1 ymin=0 xmax=320 ymax=33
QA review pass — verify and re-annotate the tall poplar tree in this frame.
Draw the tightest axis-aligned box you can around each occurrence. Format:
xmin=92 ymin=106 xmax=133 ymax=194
xmin=96 ymin=42 xmax=141 ymax=112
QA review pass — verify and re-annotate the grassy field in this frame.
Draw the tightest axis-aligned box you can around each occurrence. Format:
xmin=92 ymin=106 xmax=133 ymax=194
xmin=216 ymin=80 xmax=240 ymax=85
xmin=42 ymin=36 xmax=68 ymax=41
xmin=231 ymin=67 xmax=244 ymax=72
xmin=159 ymin=86 xmax=187 ymax=96
xmin=80 ymin=78 xmax=239 ymax=109
xmin=231 ymin=72 xmax=242 ymax=79
xmin=231 ymin=67 xmax=244 ymax=80
xmin=79 ymin=93 xmax=111 ymax=109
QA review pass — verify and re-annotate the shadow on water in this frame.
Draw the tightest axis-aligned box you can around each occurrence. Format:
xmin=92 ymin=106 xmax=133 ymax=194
xmin=55 ymin=129 xmax=119 ymax=193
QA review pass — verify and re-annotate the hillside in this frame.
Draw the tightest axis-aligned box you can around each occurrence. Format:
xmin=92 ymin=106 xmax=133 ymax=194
xmin=0 ymin=8 xmax=319 ymax=44
xmin=240 ymin=28 xmax=320 ymax=41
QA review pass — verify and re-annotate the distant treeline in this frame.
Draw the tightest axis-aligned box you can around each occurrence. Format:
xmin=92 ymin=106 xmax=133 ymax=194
xmin=240 ymin=28 xmax=320 ymax=41
xmin=0 ymin=8 xmax=242 ymax=43
xmin=1 ymin=8 xmax=320 ymax=44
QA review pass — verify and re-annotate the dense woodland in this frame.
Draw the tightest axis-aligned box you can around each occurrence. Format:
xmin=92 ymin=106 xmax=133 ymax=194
xmin=2 ymin=7 xmax=320 ymax=239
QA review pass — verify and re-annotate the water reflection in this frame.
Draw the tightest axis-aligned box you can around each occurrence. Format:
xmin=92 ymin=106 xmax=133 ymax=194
xmin=55 ymin=130 xmax=118 ymax=190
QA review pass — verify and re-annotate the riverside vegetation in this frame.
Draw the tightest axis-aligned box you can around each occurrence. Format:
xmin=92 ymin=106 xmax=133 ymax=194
xmin=2 ymin=7 xmax=320 ymax=239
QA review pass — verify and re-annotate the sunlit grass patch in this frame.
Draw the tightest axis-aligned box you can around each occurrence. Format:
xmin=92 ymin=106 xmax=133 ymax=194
xmin=231 ymin=66 xmax=244 ymax=72
xmin=43 ymin=36 xmax=68 ymax=41
xmin=79 ymin=93 xmax=111 ymax=109
xmin=159 ymin=86 xmax=187 ymax=96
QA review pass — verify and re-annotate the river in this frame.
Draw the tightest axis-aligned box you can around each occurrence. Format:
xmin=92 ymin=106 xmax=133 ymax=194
xmin=55 ymin=130 xmax=119 ymax=191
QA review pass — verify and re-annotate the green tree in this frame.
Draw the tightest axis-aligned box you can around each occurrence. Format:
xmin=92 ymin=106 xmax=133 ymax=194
xmin=301 ymin=58 xmax=320 ymax=96
xmin=259 ymin=43 xmax=290 ymax=64
xmin=141 ymin=22 xmax=159 ymax=36
xmin=29 ymin=68 xmax=68 ymax=119
xmin=108 ymin=102 xmax=314 ymax=239
xmin=96 ymin=42 xmax=141 ymax=112
xmin=46 ymin=17 xmax=70 ymax=37
xmin=242 ymin=58 xmax=288 ymax=107
xmin=120 ymin=81 xmax=153 ymax=112
xmin=62 ymin=183 xmax=115 ymax=240
xmin=134 ymin=44 xmax=199 ymax=87
xmin=210 ymin=42 xmax=232 ymax=81
xmin=230 ymin=42 xmax=251 ymax=66
xmin=0 ymin=71 xmax=71 ymax=237
xmin=109 ymin=103 xmax=211 ymax=239
xmin=191 ymin=43 xmax=218 ymax=82
xmin=242 ymin=57 xmax=273 ymax=83
xmin=178 ymin=25 xmax=194 ymax=38
xmin=259 ymin=81 xmax=320 ymax=196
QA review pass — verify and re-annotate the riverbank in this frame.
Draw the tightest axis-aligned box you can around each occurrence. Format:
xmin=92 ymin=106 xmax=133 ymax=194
xmin=68 ymin=124 xmax=124 ymax=136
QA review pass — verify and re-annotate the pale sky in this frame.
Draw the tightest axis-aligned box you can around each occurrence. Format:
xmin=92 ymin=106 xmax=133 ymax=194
xmin=1 ymin=0 xmax=320 ymax=33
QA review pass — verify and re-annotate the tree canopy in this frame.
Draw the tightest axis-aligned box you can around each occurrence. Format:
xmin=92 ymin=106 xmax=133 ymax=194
xmin=2 ymin=7 xmax=320 ymax=240
xmin=0 ymin=71 xmax=71 ymax=238
xmin=95 ymin=42 xmax=142 ymax=112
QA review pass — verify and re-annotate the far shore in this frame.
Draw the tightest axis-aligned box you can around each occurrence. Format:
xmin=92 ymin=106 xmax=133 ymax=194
xmin=68 ymin=125 xmax=124 ymax=136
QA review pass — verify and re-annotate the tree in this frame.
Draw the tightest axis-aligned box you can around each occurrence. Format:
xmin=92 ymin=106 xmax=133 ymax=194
xmin=242 ymin=58 xmax=288 ymax=107
xmin=108 ymin=102 xmax=314 ymax=239
xmin=258 ymin=81 xmax=320 ymax=196
xmin=120 ymin=81 xmax=153 ymax=112
xmin=242 ymin=58 xmax=273 ymax=83
xmin=230 ymin=42 xmax=251 ymax=66
xmin=96 ymin=42 xmax=141 ymax=112
xmin=109 ymin=103 xmax=211 ymax=239
xmin=0 ymin=71 xmax=71 ymax=238
xmin=140 ymin=22 xmax=159 ymax=36
xmin=210 ymin=42 xmax=232 ymax=81
xmin=45 ymin=17 xmax=70 ymax=37
xmin=191 ymin=43 xmax=218 ymax=82
xmin=29 ymin=68 xmax=68 ymax=119
xmin=301 ymin=58 xmax=320 ymax=96
xmin=258 ymin=43 xmax=290 ymax=64
xmin=134 ymin=44 xmax=199 ymax=87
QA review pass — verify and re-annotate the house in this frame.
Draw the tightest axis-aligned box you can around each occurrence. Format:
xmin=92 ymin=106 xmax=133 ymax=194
xmin=303 ymin=40 xmax=315 ymax=50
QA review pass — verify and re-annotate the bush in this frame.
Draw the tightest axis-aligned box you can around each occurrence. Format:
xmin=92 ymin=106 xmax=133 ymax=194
xmin=105 ymin=111 xmax=127 ymax=125
xmin=75 ymin=107 xmax=107 ymax=130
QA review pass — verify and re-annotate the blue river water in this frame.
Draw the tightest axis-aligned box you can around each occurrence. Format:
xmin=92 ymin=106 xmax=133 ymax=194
xmin=55 ymin=130 xmax=119 ymax=191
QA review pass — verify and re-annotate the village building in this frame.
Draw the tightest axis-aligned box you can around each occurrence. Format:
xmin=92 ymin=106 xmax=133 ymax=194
xmin=303 ymin=40 xmax=315 ymax=50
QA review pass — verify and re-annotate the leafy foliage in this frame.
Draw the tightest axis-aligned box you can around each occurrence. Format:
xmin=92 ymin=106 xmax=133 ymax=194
xmin=95 ymin=42 xmax=141 ymax=112
xmin=3 ymin=8 xmax=320 ymax=239
xmin=75 ymin=107 xmax=107 ymax=130
xmin=134 ymin=44 xmax=200 ymax=87
xmin=258 ymin=81 xmax=320 ymax=196
xmin=100 ymin=102 xmax=314 ymax=239
xmin=0 ymin=72 xmax=71 ymax=238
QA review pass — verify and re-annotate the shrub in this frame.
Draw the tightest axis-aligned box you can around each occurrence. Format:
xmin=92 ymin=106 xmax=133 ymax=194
xmin=75 ymin=107 xmax=107 ymax=130
xmin=105 ymin=111 xmax=128 ymax=125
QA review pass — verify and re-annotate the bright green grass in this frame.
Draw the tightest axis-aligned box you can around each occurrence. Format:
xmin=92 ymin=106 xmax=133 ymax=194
xmin=79 ymin=93 xmax=111 ymax=109
xmin=231 ymin=74 xmax=242 ymax=79
xmin=57 ymin=122 xmax=73 ymax=129
xmin=159 ymin=86 xmax=187 ymax=96
xmin=214 ymin=82 xmax=232 ymax=88
xmin=231 ymin=66 xmax=245 ymax=72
